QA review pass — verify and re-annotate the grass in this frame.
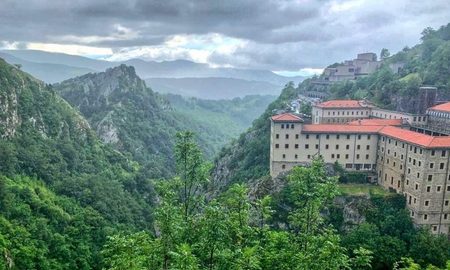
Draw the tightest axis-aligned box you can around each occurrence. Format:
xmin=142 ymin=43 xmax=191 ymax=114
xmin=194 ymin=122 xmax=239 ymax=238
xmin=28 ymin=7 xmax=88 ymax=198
xmin=338 ymin=183 xmax=389 ymax=196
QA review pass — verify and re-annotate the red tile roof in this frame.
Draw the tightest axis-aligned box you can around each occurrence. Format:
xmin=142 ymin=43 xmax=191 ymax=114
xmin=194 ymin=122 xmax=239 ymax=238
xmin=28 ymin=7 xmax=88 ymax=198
xmin=314 ymin=100 xmax=372 ymax=109
xmin=428 ymin=102 xmax=450 ymax=113
xmin=271 ymin=113 xmax=303 ymax=122
xmin=348 ymin=119 xmax=403 ymax=126
xmin=379 ymin=126 xmax=450 ymax=148
xmin=302 ymin=124 xmax=383 ymax=134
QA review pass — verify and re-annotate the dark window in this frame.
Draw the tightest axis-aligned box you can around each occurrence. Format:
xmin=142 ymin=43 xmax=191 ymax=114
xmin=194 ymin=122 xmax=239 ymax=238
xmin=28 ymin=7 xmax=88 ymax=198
xmin=326 ymin=135 xmax=330 ymax=139
xmin=347 ymin=135 xmax=350 ymax=139
xmin=306 ymin=134 xmax=309 ymax=139
xmin=358 ymin=135 xmax=361 ymax=140
xmin=443 ymin=150 xmax=447 ymax=157
xmin=430 ymin=163 xmax=434 ymax=169
xmin=346 ymin=145 xmax=350 ymax=150
xmin=428 ymin=175 xmax=433 ymax=181
xmin=304 ymin=144 xmax=308 ymax=149
xmin=366 ymin=145 xmax=370 ymax=150
xmin=336 ymin=135 xmax=340 ymax=139
xmin=426 ymin=186 xmax=431 ymax=192
xmin=316 ymin=134 xmax=319 ymax=139
xmin=282 ymin=164 xmax=286 ymax=169
xmin=440 ymin=163 xmax=445 ymax=170
xmin=295 ymin=134 xmax=299 ymax=139
xmin=285 ymin=134 xmax=289 ymax=139
xmin=315 ymin=144 xmax=319 ymax=149
xmin=295 ymin=144 xmax=299 ymax=149
xmin=357 ymin=145 xmax=361 ymax=150
xmin=336 ymin=145 xmax=339 ymax=150
xmin=275 ymin=144 xmax=279 ymax=149
xmin=281 ymin=124 xmax=284 ymax=129
xmin=276 ymin=134 xmax=279 ymax=139
xmin=325 ymin=144 xmax=329 ymax=149
xmin=431 ymin=150 xmax=436 ymax=156
xmin=345 ymin=154 xmax=349 ymax=159
xmin=291 ymin=124 xmax=294 ymax=129
xmin=285 ymin=144 xmax=289 ymax=149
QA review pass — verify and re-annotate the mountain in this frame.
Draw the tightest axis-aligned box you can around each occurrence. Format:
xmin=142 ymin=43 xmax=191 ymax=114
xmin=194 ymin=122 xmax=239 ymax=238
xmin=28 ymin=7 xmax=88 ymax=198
xmin=0 ymin=50 xmax=305 ymax=97
xmin=0 ymin=58 xmax=157 ymax=268
xmin=147 ymin=77 xmax=281 ymax=99
xmin=211 ymin=23 xmax=450 ymax=192
xmin=0 ymin=51 xmax=96 ymax=83
xmin=53 ymin=64 xmax=275 ymax=178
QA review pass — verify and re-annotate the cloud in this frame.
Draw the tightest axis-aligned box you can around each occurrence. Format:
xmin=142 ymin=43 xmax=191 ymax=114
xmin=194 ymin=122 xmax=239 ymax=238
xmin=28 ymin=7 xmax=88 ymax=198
xmin=0 ymin=0 xmax=449 ymax=71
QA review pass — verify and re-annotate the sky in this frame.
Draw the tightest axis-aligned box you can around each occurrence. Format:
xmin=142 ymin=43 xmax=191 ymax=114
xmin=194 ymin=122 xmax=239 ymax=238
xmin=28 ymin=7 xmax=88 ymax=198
xmin=0 ymin=0 xmax=449 ymax=76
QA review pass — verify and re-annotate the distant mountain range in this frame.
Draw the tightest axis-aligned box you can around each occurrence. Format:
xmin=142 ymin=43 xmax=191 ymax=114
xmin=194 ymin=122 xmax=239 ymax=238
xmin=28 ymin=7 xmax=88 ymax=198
xmin=0 ymin=50 xmax=305 ymax=99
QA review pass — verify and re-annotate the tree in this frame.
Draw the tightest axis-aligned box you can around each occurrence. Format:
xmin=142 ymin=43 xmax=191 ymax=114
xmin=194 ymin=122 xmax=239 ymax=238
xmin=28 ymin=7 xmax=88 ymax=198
xmin=380 ymin=48 xmax=391 ymax=59
xmin=175 ymin=131 xmax=209 ymax=224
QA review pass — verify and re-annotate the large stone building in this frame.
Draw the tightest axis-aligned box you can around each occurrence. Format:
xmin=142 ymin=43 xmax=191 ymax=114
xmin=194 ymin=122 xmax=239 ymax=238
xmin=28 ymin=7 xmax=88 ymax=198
xmin=270 ymin=100 xmax=450 ymax=234
xmin=322 ymin=53 xmax=381 ymax=82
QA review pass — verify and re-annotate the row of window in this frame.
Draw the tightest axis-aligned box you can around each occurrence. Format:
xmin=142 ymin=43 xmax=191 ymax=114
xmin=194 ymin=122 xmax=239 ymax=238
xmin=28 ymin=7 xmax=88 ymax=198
xmin=275 ymin=133 xmax=372 ymax=140
xmin=280 ymin=123 xmax=295 ymax=129
xmin=275 ymin=143 xmax=371 ymax=152
xmin=326 ymin=110 xmax=369 ymax=116
xmin=381 ymin=137 xmax=447 ymax=157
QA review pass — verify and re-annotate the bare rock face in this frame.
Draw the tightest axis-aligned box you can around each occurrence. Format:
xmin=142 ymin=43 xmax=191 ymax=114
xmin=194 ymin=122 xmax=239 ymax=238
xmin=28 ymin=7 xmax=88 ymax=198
xmin=96 ymin=111 xmax=119 ymax=144
xmin=0 ymin=83 xmax=20 ymax=138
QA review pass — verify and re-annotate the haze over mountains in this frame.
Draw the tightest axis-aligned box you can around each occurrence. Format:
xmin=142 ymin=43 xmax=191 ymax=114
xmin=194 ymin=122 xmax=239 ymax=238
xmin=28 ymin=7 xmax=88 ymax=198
xmin=0 ymin=49 xmax=304 ymax=99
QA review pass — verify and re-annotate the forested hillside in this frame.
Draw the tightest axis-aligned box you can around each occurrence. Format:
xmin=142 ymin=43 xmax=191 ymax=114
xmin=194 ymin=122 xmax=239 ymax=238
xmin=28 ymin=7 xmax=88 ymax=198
xmin=54 ymin=66 xmax=274 ymax=178
xmin=212 ymin=23 xmax=450 ymax=190
xmin=0 ymin=58 xmax=156 ymax=268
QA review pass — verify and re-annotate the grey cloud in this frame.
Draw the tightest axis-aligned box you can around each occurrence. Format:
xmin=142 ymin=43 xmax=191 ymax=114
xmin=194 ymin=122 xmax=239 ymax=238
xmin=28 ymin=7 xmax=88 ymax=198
xmin=0 ymin=0 xmax=449 ymax=70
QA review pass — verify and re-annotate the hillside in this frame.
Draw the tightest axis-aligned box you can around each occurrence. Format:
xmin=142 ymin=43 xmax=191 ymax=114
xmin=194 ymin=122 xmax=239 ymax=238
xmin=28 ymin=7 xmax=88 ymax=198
xmin=0 ymin=58 xmax=157 ymax=268
xmin=212 ymin=23 xmax=450 ymax=191
xmin=147 ymin=77 xmax=281 ymax=99
xmin=54 ymin=65 xmax=273 ymax=178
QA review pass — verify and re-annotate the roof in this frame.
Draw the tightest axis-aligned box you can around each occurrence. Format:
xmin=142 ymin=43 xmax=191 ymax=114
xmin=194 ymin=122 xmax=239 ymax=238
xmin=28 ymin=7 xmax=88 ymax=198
xmin=302 ymin=124 xmax=383 ymax=134
xmin=348 ymin=119 xmax=403 ymax=126
xmin=314 ymin=100 xmax=373 ymax=109
xmin=379 ymin=126 xmax=450 ymax=148
xmin=271 ymin=113 xmax=303 ymax=122
xmin=428 ymin=102 xmax=450 ymax=113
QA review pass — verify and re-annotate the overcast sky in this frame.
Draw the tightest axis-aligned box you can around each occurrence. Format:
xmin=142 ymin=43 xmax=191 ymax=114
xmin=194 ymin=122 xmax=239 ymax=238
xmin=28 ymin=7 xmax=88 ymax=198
xmin=0 ymin=0 xmax=449 ymax=76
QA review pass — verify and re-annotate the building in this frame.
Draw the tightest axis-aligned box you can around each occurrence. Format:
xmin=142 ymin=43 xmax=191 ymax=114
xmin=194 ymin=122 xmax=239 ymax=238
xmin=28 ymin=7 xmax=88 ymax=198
xmin=322 ymin=53 xmax=381 ymax=82
xmin=270 ymin=100 xmax=450 ymax=234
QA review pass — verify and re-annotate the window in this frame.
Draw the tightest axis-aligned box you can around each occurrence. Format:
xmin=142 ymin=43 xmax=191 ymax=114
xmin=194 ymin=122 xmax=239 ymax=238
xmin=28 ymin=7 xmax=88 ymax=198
xmin=358 ymin=135 xmax=361 ymax=140
xmin=426 ymin=186 xmax=431 ymax=192
xmin=425 ymin=200 xmax=430 ymax=206
xmin=285 ymin=144 xmax=289 ymax=149
xmin=315 ymin=144 xmax=319 ymax=149
xmin=437 ymin=186 xmax=442 ymax=192
xmin=282 ymin=164 xmax=286 ymax=169
xmin=415 ymin=184 xmax=419 ymax=190
xmin=291 ymin=124 xmax=294 ymax=129
xmin=356 ymin=154 xmax=360 ymax=159
xmin=430 ymin=163 xmax=434 ymax=169
xmin=428 ymin=175 xmax=433 ymax=181
xmin=366 ymin=154 xmax=369 ymax=160
xmin=445 ymin=214 xmax=448 ymax=220
xmin=346 ymin=145 xmax=350 ymax=150
xmin=336 ymin=135 xmax=340 ymax=139
xmin=295 ymin=154 xmax=298 ymax=159
xmin=306 ymin=134 xmax=309 ymax=139
xmin=446 ymin=200 xmax=449 ymax=206
xmin=275 ymin=144 xmax=279 ymax=149
xmin=282 ymin=154 xmax=286 ymax=159
xmin=347 ymin=135 xmax=350 ymax=139
xmin=316 ymin=134 xmax=319 ymax=139
xmin=295 ymin=144 xmax=299 ymax=149
xmin=337 ymin=154 xmax=340 ymax=159
xmin=442 ymin=150 xmax=447 ymax=157
xmin=295 ymin=134 xmax=299 ymax=139
xmin=336 ymin=145 xmax=339 ymax=150
xmin=357 ymin=145 xmax=361 ymax=150
xmin=424 ymin=214 xmax=428 ymax=220
xmin=326 ymin=135 xmax=330 ymax=139
xmin=440 ymin=163 xmax=445 ymax=170
xmin=433 ymin=226 xmax=437 ymax=232
xmin=304 ymin=144 xmax=308 ymax=149
xmin=431 ymin=150 xmax=436 ymax=156
xmin=345 ymin=154 xmax=349 ymax=159
xmin=285 ymin=134 xmax=289 ymax=139
xmin=276 ymin=134 xmax=279 ymax=139
xmin=331 ymin=154 xmax=335 ymax=158
xmin=281 ymin=124 xmax=284 ymax=129
xmin=325 ymin=144 xmax=329 ymax=149
xmin=368 ymin=135 xmax=371 ymax=139
xmin=417 ymin=173 xmax=420 ymax=178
